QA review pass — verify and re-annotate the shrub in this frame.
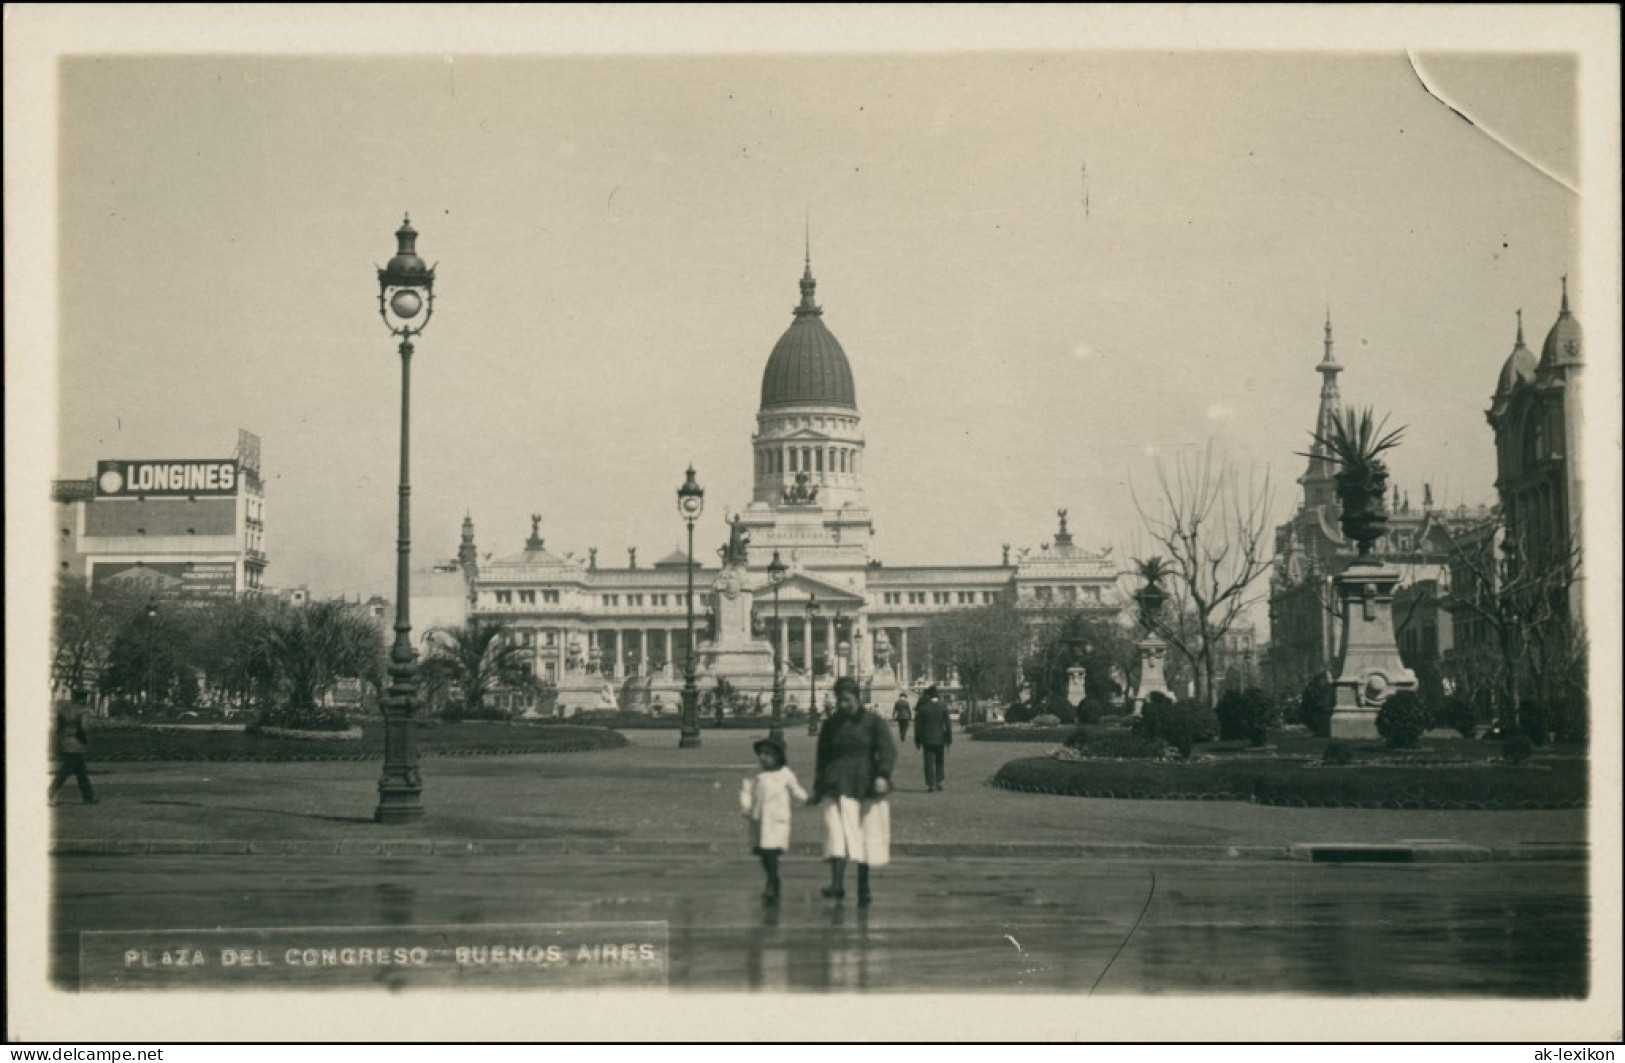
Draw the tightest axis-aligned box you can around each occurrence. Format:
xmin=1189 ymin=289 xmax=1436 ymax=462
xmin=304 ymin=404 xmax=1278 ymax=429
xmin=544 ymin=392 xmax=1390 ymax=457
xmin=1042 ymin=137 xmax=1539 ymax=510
xmin=1299 ymin=674 xmax=1335 ymax=738
xmin=1076 ymin=729 xmax=1167 ymax=759
xmin=1441 ymin=695 xmax=1477 ymax=740
xmin=1004 ymin=700 xmax=1037 ymax=725
xmin=1215 ymin=690 xmax=1248 ymax=742
xmin=1517 ymin=699 xmax=1550 ymax=747
xmin=1321 ymin=741 xmax=1355 ymax=766
xmin=1136 ymin=696 xmax=1218 ymax=758
xmin=1030 ymin=714 xmax=1062 ymax=728
xmin=1240 ymin=687 xmax=1278 ymax=746
xmin=252 ymin=703 xmax=352 ymax=733
xmin=1376 ymin=691 xmax=1428 ymax=750
xmin=1550 ymin=691 xmax=1588 ymax=745
xmin=1502 ymin=733 xmax=1535 ymax=765
xmin=1077 ymin=698 xmax=1108 ymax=726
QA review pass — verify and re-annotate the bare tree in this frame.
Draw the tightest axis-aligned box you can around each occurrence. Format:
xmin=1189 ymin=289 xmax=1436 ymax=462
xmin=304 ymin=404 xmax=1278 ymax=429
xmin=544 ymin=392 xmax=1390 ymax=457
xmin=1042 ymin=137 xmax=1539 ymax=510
xmin=1135 ymin=445 xmax=1274 ymax=709
xmin=1444 ymin=520 xmax=1582 ymax=733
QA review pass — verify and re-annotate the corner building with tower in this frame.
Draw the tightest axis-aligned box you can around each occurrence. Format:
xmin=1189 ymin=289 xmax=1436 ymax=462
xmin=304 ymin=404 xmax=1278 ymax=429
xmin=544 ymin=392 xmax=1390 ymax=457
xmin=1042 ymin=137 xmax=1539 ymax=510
xmin=441 ymin=259 xmax=1118 ymax=714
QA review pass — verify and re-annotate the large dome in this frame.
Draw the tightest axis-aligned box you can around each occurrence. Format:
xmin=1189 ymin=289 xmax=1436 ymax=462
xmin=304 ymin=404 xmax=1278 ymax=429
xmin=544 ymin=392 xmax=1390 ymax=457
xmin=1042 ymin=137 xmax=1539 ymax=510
xmin=759 ymin=264 xmax=857 ymax=410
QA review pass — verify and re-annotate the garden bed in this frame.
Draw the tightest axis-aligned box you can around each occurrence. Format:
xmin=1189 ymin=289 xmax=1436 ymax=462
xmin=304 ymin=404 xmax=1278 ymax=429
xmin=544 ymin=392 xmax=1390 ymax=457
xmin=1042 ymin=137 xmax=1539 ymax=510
xmin=81 ymin=721 xmax=627 ymax=762
xmin=992 ymin=754 xmax=1588 ymax=809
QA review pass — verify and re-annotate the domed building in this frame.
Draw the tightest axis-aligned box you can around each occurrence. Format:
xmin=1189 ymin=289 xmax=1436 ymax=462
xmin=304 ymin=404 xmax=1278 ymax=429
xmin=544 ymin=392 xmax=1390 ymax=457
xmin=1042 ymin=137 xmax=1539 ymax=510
xmin=437 ymin=255 xmax=1119 ymax=715
xmin=1486 ymin=278 xmax=1584 ymax=624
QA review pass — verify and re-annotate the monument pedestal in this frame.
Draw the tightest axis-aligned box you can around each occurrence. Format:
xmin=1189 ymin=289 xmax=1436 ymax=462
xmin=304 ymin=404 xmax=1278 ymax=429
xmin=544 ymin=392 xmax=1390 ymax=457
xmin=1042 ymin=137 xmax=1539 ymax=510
xmin=703 ymin=558 xmax=778 ymax=693
xmin=1131 ymin=635 xmax=1171 ymax=715
xmin=1330 ymin=559 xmax=1416 ymax=739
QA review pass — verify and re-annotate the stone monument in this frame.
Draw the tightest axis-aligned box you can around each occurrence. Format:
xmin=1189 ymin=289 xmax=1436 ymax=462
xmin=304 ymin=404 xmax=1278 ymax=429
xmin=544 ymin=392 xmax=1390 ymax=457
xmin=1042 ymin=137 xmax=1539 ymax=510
xmin=1131 ymin=558 xmax=1173 ymax=714
xmin=702 ymin=515 xmax=778 ymax=690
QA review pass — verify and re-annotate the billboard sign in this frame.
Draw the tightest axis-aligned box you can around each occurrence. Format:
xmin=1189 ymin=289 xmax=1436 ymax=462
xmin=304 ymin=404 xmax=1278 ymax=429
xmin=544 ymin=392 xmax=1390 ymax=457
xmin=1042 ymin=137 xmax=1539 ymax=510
xmin=90 ymin=560 xmax=238 ymax=601
xmin=96 ymin=459 xmax=239 ymax=498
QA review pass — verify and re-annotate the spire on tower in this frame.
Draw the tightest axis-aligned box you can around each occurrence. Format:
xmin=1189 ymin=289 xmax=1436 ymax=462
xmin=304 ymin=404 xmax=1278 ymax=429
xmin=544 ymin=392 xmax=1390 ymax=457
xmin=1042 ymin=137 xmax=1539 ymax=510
xmin=795 ymin=223 xmax=821 ymax=318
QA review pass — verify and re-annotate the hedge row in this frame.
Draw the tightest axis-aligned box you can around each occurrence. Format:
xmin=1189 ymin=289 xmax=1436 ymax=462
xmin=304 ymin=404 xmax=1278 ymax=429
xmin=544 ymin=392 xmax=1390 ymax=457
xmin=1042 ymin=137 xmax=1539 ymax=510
xmin=969 ymin=726 xmax=1079 ymax=743
xmin=80 ymin=723 xmax=628 ymax=763
xmin=991 ymin=756 xmax=1588 ymax=809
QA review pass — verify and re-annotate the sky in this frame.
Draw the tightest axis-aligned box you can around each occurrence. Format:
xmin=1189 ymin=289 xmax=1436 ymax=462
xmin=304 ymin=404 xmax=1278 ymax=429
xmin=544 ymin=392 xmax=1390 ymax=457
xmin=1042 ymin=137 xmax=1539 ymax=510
xmin=20 ymin=11 xmax=1613 ymax=605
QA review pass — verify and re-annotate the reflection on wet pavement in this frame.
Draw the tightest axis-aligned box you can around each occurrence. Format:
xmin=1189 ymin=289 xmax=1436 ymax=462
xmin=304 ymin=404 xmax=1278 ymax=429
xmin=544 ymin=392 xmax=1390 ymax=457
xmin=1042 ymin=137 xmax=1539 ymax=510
xmin=52 ymin=854 xmax=1587 ymax=995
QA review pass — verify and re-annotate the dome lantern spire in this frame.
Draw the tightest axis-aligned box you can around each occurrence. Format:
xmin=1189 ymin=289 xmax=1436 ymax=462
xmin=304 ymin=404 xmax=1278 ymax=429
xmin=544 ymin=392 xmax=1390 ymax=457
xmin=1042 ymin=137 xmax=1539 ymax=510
xmin=796 ymin=221 xmax=821 ymax=318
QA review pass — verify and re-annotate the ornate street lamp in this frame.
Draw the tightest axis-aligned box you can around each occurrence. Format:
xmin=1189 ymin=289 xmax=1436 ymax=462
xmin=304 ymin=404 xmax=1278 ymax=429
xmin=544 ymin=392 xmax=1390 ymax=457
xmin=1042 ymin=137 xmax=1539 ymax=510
xmin=374 ymin=215 xmax=435 ymax=824
xmin=806 ymin=595 xmax=822 ymax=736
xmin=677 ymin=466 xmax=705 ymax=749
xmin=767 ymin=550 xmax=788 ymax=740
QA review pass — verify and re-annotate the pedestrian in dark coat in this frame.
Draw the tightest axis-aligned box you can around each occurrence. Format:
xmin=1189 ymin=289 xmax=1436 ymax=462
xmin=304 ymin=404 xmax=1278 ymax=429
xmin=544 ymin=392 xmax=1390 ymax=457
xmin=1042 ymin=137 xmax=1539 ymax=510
xmin=892 ymin=693 xmax=912 ymax=742
xmin=49 ymin=692 xmax=99 ymax=805
xmin=913 ymin=686 xmax=953 ymax=792
xmin=810 ymin=676 xmax=896 ymax=906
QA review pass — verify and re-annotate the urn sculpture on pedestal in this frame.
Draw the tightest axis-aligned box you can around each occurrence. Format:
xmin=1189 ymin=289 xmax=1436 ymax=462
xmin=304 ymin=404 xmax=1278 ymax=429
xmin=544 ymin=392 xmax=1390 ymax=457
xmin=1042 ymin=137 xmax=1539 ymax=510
xmin=1131 ymin=557 xmax=1173 ymax=713
xmin=1306 ymin=405 xmax=1417 ymax=738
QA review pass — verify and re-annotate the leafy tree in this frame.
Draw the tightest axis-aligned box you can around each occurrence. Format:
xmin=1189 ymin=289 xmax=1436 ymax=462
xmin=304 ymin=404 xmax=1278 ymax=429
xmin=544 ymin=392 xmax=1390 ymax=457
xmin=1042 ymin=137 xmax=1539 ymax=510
xmin=51 ymin=573 xmax=144 ymax=698
xmin=419 ymin=620 xmax=541 ymax=720
xmin=1135 ymin=445 xmax=1274 ymax=709
xmin=923 ymin=600 xmax=1026 ymax=721
xmin=1020 ymin=611 xmax=1134 ymax=715
xmin=191 ymin=595 xmax=279 ymax=715
xmin=97 ymin=602 xmax=199 ymax=712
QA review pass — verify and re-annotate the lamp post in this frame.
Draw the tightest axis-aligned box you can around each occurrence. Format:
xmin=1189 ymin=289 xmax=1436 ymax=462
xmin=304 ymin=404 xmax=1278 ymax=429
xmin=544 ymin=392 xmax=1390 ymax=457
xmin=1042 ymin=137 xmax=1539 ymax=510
xmin=374 ymin=215 xmax=435 ymax=825
xmin=677 ymin=466 xmax=705 ymax=749
xmin=806 ymin=595 xmax=822 ymax=736
xmin=767 ymin=550 xmax=787 ymax=740
xmin=143 ymin=600 xmax=159 ymax=712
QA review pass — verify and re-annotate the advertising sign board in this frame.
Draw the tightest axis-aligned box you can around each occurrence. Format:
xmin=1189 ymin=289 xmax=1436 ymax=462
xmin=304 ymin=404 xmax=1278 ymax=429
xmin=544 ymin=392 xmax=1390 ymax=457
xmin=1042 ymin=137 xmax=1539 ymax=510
xmin=90 ymin=560 xmax=238 ymax=601
xmin=96 ymin=459 xmax=239 ymax=498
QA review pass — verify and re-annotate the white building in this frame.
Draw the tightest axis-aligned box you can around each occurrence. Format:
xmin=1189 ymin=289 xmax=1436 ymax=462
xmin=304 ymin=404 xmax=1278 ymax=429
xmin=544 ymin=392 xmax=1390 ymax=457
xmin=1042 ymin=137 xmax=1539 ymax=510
xmin=421 ymin=259 xmax=1118 ymax=711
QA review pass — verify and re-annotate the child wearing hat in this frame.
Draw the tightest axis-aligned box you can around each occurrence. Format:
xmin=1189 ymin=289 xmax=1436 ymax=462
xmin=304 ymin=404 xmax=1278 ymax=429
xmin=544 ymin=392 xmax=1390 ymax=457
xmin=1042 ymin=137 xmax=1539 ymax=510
xmin=739 ymin=734 xmax=808 ymax=903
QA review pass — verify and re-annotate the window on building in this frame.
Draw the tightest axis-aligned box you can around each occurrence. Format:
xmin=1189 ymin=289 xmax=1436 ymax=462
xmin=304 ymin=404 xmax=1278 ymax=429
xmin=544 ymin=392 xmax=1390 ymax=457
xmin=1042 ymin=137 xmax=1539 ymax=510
xmin=629 ymin=594 xmax=643 ymax=607
xmin=495 ymin=590 xmax=513 ymax=605
xmin=1060 ymin=586 xmax=1077 ymax=604
xmin=520 ymin=590 xmax=536 ymax=605
xmin=603 ymin=594 xmax=619 ymax=607
xmin=958 ymin=591 xmax=975 ymax=604
xmin=908 ymin=592 xmax=926 ymax=605
xmin=1083 ymin=587 xmax=1101 ymax=601
xmin=982 ymin=591 xmax=997 ymax=604
xmin=883 ymin=592 xmax=900 ymax=605
xmin=932 ymin=591 xmax=950 ymax=605
xmin=543 ymin=590 xmax=560 ymax=604
xmin=1035 ymin=586 xmax=1053 ymax=603
xmin=543 ymin=631 xmax=556 ymax=647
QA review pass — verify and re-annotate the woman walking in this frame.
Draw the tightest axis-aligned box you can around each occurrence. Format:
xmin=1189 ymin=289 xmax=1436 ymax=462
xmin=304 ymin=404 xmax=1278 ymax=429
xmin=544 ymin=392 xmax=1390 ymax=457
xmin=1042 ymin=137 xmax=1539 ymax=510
xmin=809 ymin=676 xmax=896 ymax=906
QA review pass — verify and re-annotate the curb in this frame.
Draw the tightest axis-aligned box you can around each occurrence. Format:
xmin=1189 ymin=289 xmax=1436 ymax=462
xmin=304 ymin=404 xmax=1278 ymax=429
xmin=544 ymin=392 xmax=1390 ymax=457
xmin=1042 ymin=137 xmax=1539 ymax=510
xmin=50 ymin=838 xmax=1588 ymax=862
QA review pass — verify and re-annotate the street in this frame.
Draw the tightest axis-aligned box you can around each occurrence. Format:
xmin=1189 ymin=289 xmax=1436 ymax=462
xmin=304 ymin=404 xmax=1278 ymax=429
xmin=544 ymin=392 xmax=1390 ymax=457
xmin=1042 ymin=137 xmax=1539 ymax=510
xmin=53 ymin=852 xmax=1587 ymax=995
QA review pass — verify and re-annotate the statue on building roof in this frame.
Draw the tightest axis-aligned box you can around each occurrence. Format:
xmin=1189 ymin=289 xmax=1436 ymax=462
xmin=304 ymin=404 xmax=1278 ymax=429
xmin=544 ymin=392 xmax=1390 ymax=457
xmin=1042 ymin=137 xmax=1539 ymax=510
xmin=527 ymin=513 xmax=544 ymax=551
xmin=782 ymin=470 xmax=819 ymax=506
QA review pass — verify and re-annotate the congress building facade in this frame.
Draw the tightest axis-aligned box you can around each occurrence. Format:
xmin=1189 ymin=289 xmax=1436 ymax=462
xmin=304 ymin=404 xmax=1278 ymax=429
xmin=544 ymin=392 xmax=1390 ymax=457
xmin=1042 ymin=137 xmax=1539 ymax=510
xmin=417 ymin=258 xmax=1119 ymax=713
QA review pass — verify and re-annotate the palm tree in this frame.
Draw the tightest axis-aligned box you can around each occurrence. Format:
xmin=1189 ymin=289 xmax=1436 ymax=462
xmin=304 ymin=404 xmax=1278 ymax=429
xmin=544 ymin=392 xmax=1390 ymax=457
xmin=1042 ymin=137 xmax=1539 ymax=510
xmin=419 ymin=620 xmax=542 ymax=720
xmin=258 ymin=600 xmax=384 ymax=726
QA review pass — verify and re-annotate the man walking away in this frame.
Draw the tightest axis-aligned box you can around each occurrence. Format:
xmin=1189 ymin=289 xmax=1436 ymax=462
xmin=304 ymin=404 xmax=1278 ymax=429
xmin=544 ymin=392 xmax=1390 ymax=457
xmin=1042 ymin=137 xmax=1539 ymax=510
xmin=892 ymin=692 xmax=912 ymax=742
xmin=49 ymin=690 xmax=99 ymax=805
xmin=913 ymin=686 xmax=952 ymax=792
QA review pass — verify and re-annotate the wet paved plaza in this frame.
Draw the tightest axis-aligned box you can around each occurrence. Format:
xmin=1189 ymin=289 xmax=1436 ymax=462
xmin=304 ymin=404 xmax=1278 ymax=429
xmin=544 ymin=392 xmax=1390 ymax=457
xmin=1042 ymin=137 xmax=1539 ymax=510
xmin=52 ymin=852 xmax=1588 ymax=995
